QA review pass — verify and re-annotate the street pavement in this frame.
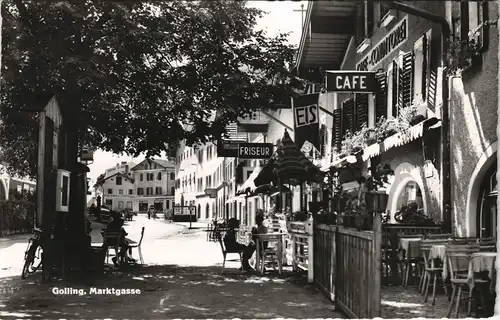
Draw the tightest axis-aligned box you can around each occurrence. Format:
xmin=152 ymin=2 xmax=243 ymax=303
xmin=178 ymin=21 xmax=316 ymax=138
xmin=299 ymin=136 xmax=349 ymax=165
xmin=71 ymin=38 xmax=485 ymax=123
xmin=0 ymin=216 xmax=344 ymax=319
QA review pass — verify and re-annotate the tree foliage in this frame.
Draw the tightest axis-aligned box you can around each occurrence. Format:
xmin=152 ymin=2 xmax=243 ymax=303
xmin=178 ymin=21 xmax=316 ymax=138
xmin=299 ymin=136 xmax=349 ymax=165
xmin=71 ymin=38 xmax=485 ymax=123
xmin=0 ymin=0 xmax=302 ymax=178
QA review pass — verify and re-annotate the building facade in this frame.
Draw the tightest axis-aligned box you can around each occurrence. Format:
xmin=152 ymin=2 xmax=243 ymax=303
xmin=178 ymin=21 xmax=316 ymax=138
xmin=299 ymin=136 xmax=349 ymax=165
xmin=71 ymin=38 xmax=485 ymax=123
xmin=95 ymin=158 xmax=176 ymax=212
xmin=296 ymin=1 xmax=498 ymax=237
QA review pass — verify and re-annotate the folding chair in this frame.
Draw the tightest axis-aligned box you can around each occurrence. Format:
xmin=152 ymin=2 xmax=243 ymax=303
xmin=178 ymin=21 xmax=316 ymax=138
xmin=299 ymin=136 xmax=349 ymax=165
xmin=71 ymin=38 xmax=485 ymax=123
xmin=129 ymin=227 xmax=145 ymax=264
xmin=216 ymin=231 xmax=244 ymax=274
xmin=102 ymin=230 xmax=123 ymax=265
xmin=420 ymin=239 xmax=448 ymax=305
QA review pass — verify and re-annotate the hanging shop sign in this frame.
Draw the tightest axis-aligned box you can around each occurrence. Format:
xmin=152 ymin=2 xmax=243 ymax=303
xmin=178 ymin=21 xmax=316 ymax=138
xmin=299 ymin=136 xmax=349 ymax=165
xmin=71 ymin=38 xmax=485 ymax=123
xmin=356 ymin=15 xmax=408 ymax=71
xmin=237 ymin=143 xmax=273 ymax=159
xmin=204 ymin=188 xmax=218 ymax=198
xmin=326 ymin=71 xmax=378 ymax=92
xmin=294 ymin=103 xmax=319 ymax=128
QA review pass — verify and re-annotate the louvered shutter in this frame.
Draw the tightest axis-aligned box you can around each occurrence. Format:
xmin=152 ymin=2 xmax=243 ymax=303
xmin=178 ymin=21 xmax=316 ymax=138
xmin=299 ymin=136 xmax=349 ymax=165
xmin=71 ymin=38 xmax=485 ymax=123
xmin=342 ymin=98 xmax=355 ymax=137
xmin=375 ymin=72 xmax=388 ymax=122
xmin=366 ymin=1 xmax=374 ymax=38
xmin=422 ymin=32 xmax=429 ymax=101
xmin=398 ymin=52 xmax=414 ymax=110
xmin=319 ymin=124 xmax=327 ymax=157
xmin=355 ymin=1 xmax=365 ymax=46
xmin=391 ymin=60 xmax=399 ymax=117
xmin=355 ymin=93 xmax=368 ymax=130
xmin=332 ymin=108 xmax=342 ymax=152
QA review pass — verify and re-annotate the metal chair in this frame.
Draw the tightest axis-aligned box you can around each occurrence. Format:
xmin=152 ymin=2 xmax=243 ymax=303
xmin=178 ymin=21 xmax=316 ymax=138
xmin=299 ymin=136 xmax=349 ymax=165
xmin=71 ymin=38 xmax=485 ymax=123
xmin=216 ymin=231 xmax=244 ymax=274
xmin=102 ymin=230 xmax=123 ymax=265
xmin=129 ymin=227 xmax=145 ymax=264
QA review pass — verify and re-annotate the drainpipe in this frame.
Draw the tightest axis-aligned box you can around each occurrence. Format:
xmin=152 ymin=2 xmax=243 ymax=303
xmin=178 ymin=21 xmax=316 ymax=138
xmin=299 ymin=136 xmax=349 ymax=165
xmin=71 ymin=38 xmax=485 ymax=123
xmin=379 ymin=1 xmax=452 ymax=233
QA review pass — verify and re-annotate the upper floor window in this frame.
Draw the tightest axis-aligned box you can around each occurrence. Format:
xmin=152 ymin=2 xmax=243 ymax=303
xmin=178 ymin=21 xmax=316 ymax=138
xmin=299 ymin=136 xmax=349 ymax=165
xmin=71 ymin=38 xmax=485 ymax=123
xmin=157 ymin=172 xmax=162 ymax=180
xmin=107 ymin=188 xmax=113 ymax=194
xmin=140 ymin=173 xmax=143 ymax=181
xmin=356 ymin=1 xmax=374 ymax=47
xmin=116 ymin=176 xmax=122 ymax=185
xmin=170 ymin=172 xmax=175 ymax=180
xmin=146 ymin=187 xmax=153 ymax=195
xmin=451 ymin=1 xmax=488 ymax=50
xmin=137 ymin=188 xmax=144 ymax=195
xmin=170 ymin=186 xmax=175 ymax=195
xmin=129 ymin=189 xmax=133 ymax=195
xmin=155 ymin=187 xmax=162 ymax=195
xmin=118 ymin=189 xmax=123 ymax=195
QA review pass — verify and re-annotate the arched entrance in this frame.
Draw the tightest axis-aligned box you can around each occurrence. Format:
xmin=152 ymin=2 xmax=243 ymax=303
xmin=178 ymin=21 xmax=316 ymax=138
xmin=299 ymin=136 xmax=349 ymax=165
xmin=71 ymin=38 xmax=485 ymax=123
xmin=476 ymin=160 xmax=497 ymax=238
xmin=466 ymin=142 xmax=497 ymax=237
xmin=205 ymin=203 xmax=209 ymax=219
xmin=197 ymin=204 xmax=201 ymax=219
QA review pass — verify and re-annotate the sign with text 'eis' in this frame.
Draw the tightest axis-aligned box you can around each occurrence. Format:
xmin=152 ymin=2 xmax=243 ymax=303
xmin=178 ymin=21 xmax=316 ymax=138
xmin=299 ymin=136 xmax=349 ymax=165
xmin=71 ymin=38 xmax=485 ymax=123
xmin=294 ymin=104 xmax=318 ymax=128
xmin=292 ymin=93 xmax=321 ymax=152
xmin=238 ymin=143 xmax=273 ymax=159
xmin=326 ymin=71 xmax=378 ymax=93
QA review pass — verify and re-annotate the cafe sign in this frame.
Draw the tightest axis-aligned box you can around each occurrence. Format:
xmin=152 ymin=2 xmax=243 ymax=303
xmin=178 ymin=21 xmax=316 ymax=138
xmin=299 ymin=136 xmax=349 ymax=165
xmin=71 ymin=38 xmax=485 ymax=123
xmin=326 ymin=71 xmax=378 ymax=93
xmin=356 ymin=15 xmax=408 ymax=71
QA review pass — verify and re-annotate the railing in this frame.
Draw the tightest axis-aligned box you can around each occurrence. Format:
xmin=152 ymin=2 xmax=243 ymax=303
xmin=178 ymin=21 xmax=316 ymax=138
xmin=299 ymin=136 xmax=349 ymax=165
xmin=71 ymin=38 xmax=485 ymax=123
xmin=287 ymin=221 xmax=314 ymax=283
xmin=313 ymin=213 xmax=382 ymax=319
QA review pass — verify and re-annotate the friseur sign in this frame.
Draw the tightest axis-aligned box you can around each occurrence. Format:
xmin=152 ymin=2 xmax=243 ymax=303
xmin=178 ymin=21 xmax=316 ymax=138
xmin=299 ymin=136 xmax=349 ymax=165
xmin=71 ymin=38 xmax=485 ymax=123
xmin=326 ymin=71 xmax=378 ymax=93
xmin=238 ymin=143 xmax=273 ymax=159
xmin=356 ymin=15 xmax=408 ymax=71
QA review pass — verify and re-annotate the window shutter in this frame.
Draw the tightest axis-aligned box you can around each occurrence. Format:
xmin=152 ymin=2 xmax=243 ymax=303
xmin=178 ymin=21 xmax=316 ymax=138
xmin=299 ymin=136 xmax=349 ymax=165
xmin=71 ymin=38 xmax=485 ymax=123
xmin=398 ymin=52 xmax=414 ymax=111
xmin=474 ymin=1 xmax=489 ymax=51
xmin=421 ymin=33 xmax=428 ymax=101
xmin=375 ymin=72 xmax=388 ymax=122
xmin=366 ymin=1 xmax=374 ymax=38
xmin=391 ymin=60 xmax=399 ymax=117
xmin=332 ymin=108 xmax=342 ymax=152
xmin=319 ymin=124 xmax=327 ymax=157
xmin=355 ymin=1 xmax=365 ymax=46
xmin=355 ymin=94 xmax=369 ymax=130
xmin=342 ymin=98 xmax=355 ymax=137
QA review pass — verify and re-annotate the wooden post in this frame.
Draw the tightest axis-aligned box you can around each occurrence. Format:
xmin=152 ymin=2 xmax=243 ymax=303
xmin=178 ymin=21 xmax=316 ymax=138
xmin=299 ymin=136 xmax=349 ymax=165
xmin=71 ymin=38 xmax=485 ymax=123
xmin=307 ymin=220 xmax=314 ymax=283
xmin=372 ymin=211 xmax=382 ymax=317
xmin=291 ymin=234 xmax=297 ymax=271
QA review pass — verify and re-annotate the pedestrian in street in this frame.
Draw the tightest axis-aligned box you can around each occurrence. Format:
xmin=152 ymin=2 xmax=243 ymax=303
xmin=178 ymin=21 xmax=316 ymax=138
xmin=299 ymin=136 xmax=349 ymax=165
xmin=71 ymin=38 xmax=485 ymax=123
xmin=147 ymin=207 xmax=153 ymax=219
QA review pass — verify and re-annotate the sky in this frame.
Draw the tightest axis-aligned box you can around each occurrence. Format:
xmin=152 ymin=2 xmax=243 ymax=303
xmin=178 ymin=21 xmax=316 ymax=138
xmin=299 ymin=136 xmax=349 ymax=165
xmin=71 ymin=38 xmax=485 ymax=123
xmin=87 ymin=1 xmax=305 ymax=184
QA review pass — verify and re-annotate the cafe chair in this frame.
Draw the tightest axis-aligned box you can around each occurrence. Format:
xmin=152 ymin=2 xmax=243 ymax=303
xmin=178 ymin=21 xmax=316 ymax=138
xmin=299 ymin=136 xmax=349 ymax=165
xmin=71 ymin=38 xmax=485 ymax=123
xmin=129 ymin=227 xmax=145 ymax=264
xmin=445 ymin=243 xmax=488 ymax=318
xmin=399 ymin=234 xmax=423 ymax=287
xmin=102 ymin=230 xmax=124 ymax=265
xmin=256 ymin=234 xmax=283 ymax=275
xmin=216 ymin=231 xmax=244 ymax=274
xmin=420 ymin=239 xmax=448 ymax=305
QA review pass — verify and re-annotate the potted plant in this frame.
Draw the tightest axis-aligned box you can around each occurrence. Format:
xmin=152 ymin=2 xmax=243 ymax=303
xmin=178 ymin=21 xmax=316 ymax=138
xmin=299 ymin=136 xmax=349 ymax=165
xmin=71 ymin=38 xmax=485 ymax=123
xmin=446 ymin=38 xmax=482 ymax=74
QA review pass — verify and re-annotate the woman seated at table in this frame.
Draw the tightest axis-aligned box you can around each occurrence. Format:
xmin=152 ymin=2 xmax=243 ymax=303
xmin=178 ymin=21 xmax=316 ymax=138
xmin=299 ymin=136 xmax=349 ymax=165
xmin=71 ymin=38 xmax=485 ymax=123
xmin=105 ymin=212 xmax=135 ymax=266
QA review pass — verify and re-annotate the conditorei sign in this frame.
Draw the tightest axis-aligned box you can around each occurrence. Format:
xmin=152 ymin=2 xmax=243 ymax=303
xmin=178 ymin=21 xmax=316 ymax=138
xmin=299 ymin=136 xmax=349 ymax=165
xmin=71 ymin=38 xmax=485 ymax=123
xmin=326 ymin=71 xmax=378 ymax=93
xmin=356 ymin=15 xmax=408 ymax=71
xmin=238 ymin=143 xmax=273 ymax=159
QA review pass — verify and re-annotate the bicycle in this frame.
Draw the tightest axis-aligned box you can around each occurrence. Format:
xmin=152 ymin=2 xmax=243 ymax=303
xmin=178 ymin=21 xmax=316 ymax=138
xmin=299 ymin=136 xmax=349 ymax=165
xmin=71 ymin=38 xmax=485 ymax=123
xmin=21 ymin=228 xmax=43 ymax=279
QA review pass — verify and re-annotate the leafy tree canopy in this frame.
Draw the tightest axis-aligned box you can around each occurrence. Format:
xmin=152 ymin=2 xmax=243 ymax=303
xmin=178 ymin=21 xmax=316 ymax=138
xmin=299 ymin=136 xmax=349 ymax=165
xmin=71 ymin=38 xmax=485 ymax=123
xmin=1 ymin=0 xmax=302 ymax=179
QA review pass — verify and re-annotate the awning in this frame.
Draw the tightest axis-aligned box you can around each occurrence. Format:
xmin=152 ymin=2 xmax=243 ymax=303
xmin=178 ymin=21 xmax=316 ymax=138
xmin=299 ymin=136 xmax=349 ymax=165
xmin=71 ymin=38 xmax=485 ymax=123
xmin=254 ymin=158 xmax=277 ymax=186
xmin=235 ymin=166 xmax=263 ymax=196
xmin=330 ymin=118 xmax=441 ymax=167
xmin=362 ymin=118 xmax=441 ymax=161
xmin=225 ymin=195 xmax=246 ymax=204
xmin=252 ymin=184 xmax=291 ymax=196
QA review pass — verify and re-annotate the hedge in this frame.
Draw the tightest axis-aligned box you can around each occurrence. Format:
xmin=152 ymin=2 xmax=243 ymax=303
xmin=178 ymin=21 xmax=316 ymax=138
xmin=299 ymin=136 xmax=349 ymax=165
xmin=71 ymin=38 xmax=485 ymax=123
xmin=0 ymin=200 xmax=36 ymax=236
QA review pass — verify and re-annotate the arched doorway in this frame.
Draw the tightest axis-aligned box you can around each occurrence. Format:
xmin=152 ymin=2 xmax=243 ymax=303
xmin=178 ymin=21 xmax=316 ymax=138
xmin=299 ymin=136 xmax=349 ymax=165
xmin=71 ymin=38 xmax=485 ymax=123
xmin=197 ymin=204 xmax=201 ymax=219
xmin=395 ymin=180 xmax=424 ymax=214
xmin=205 ymin=203 xmax=209 ymax=219
xmin=476 ymin=161 xmax=497 ymax=238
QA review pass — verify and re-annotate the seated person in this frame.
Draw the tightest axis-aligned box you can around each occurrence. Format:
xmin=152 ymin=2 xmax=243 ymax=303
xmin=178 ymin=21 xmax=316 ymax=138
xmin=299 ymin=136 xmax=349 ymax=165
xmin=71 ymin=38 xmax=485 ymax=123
xmin=223 ymin=218 xmax=255 ymax=272
xmin=105 ymin=212 xmax=134 ymax=265
xmin=251 ymin=214 xmax=269 ymax=251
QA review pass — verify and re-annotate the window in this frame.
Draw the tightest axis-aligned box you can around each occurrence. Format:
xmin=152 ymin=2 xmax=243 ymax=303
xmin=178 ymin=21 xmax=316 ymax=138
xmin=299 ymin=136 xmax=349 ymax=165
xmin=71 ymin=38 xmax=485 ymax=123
xmin=171 ymin=187 xmax=175 ymax=195
xmin=118 ymin=201 xmax=124 ymax=209
xmin=129 ymin=189 xmax=133 ymax=195
xmin=140 ymin=173 xmax=143 ymax=181
xmin=139 ymin=201 xmax=148 ymax=212
xmin=170 ymin=172 xmax=175 ymax=180
xmin=146 ymin=187 xmax=153 ymax=195
xmin=166 ymin=200 xmax=170 ymax=209
xmin=116 ymin=176 xmax=122 ymax=185
xmin=451 ymin=1 xmax=488 ymax=63
xmin=157 ymin=172 xmax=162 ymax=180
xmin=396 ymin=181 xmax=424 ymax=213
xmin=126 ymin=201 xmax=132 ymax=209
xmin=107 ymin=188 xmax=113 ymax=194
xmin=155 ymin=187 xmax=162 ymax=195
xmin=413 ymin=31 xmax=431 ymax=104
xmin=137 ymin=188 xmax=144 ymax=195
xmin=119 ymin=189 xmax=123 ymax=195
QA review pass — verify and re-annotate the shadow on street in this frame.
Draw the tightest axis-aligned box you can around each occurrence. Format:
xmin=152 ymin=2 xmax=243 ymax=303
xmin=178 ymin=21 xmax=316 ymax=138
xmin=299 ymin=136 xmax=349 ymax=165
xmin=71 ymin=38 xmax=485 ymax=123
xmin=0 ymin=265 xmax=341 ymax=319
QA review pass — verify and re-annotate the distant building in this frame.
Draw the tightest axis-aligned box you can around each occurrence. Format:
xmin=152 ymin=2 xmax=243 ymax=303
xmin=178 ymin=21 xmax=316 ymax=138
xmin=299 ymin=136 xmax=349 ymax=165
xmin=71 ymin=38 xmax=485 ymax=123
xmin=94 ymin=158 xmax=176 ymax=213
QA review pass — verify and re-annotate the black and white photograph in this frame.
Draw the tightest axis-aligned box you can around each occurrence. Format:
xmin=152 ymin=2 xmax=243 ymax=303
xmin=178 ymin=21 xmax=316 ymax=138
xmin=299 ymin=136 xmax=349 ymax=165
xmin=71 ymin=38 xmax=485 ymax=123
xmin=0 ymin=0 xmax=498 ymax=318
